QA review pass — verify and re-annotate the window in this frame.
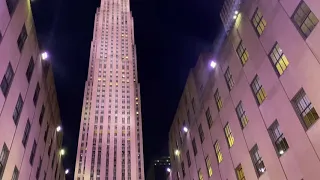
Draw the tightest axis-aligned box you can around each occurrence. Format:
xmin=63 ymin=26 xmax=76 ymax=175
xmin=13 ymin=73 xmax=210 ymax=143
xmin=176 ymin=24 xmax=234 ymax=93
xmin=251 ymin=76 xmax=266 ymax=105
xmin=44 ymin=124 xmax=49 ymax=142
xmin=268 ymin=120 xmax=289 ymax=156
xmin=33 ymin=83 xmax=40 ymax=105
xmin=29 ymin=140 xmax=37 ymax=165
xmin=186 ymin=151 xmax=191 ymax=167
xmin=181 ymin=161 xmax=186 ymax=177
xmin=236 ymin=164 xmax=246 ymax=180
xmin=11 ymin=166 xmax=19 ymax=180
xmin=36 ymin=157 xmax=42 ymax=179
xmin=13 ymin=94 xmax=24 ymax=125
xmin=292 ymin=1 xmax=318 ymax=38
xmin=251 ymin=8 xmax=267 ymax=36
xmin=224 ymin=67 xmax=235 ymax=90
xmin=205 ymin=156 xmax=213 ymax=177
xmin=198 ymin=169 xmax=204 ymax=180
xmin=269 ymin=43 xmax=289 ymax=75
xmin=6 ymin=0 xmax=19 ymax=15
xmin=250 ymin=145 xmax=265 ymax=177
xmin=205 ymin=108 xmax=213 ymax=128
xmin=214 ymin=90 xmax=223 ymax=111
xmin=224 ymin=123 xmax=235 ymax=147
xmin=236 ymin=41 xmax=249 ymax=65
xmin=236 ymin=102 xmax=249 ymax=128
xmin=187 ymin=110 xmax=191 ymax=124
xmin=191 ymin=98 xmax=195 ymax=114
xmin=1 ymin=63 xmax=14 ymax=97
xmin=0 ymin=143 xmax=9 ymax=179
xmin=26 ymin=57 xmax=35 ymax=82
xmin=198 ymin=124 xmax=205 ymax=143
xmin=39 ymin=105 xmax=45 ymax=125
xmin=214 ymin=141 xmax=223 ymax=163
xmin=292 ymin=89 xmax=319 ymax=128
xmin=17 ymin=24 xmax=28 ymax=52
xmin=192 ymin=138 xmax=197 ymax=156
xmin=22 ymin=119 xmax=31 ymax=147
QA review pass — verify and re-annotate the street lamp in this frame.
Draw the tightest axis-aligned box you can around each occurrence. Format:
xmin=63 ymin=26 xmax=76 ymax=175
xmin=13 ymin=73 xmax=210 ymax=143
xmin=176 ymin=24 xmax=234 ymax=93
xmin=65 ymin=169 xmax=69 ymax=174
xmin=183 ymin=127 xmax=188 ymax=133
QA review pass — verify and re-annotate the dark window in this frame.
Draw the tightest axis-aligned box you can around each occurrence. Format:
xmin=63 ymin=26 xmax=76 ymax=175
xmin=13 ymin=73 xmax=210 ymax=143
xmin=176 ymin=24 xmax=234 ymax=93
xmin=192 ymin=138 xmax=197 ymax=156
xmin=0 ymin=33 xmax=2 ymax=44
xmin=251 ymin=76 xmax=266 ymax=105
xmin=36 ymin=157 xmax=42 ymax=179
xmin=181 ymin=161 xmax=186 ymax=177
xmin=13 ymin=94 xmax=24 ymax=125
xmin=292 ymin=1 xmax=319 ymax=38
xmin=236 ymin=101 xmax=249 ymax=128
xmin=250 ymin=145 xmax=265 ymax=177
xmin=33 ymin=83 xmax=40 ymax=106
xmin=22 ymin=119 xmax=31 ymax=147
xmin=44 ymin=124 xmax=49 ymax=142
xmin=26 ymin=57 xmax=35 ymax=82
xmin=224 ymin=67 xmax=235 ymax=90
xmin=1 ymin=63 xmax=14 ymax=97
xmin=51 ymin=151 xmax=55 ymax=168
xmin=29 ymin=140 xmax=37 ymax=165
xmin=48 ymin=139 xmax=52 ymax=156
xmin=187 ymin=110 xmax=191 ymax=124
xmin=269 ymin=43 xmax=289 ymax=76
xmin=292 ymin=89 xmax=319 ymax=129
xmin=11 ymin=166 xmax=19 ymax=180
xmin=214 ymin=90 xmax=223 ymax=111
xmin=268 ymin=120 xmax=289 ymax=156
xmin=198 ymin=124 xmax=205 ymax=143
xmin=186 ymin=151 xmax=191 ymax=167
xmin=39 ymin=105 xmax=45 ymax=125
xmin=0 ymin=143 xmax=9 ymax=179
xmin=236 ymin=164 xmax=246 ymax=180
xmin=54 ymin=164 xmax=58 ymax=178
xmin=17 ymin=24 xmax=28 ymax=52
xmin=191 ymin=98 xmax=195 ymax=114
xmin=251 ymin=8 xmax=267 ymax=36
xmin=6 ymin=0 xmax=19 ymax=15
xmin=205 ymin=108 xmax=213 ymax=129
xmin=236 ymin=40 xmax=249 ymax=65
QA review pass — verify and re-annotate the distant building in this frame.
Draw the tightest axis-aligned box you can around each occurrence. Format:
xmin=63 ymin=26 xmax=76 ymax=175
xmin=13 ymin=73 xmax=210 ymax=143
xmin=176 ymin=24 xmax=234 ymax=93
xmin=0 ymin=0 xmax=66 ymax=179
xmin=146 ymin=156 xmax=171 ymax=180
xmin=169 ymin=0 xmax=320 ymax=180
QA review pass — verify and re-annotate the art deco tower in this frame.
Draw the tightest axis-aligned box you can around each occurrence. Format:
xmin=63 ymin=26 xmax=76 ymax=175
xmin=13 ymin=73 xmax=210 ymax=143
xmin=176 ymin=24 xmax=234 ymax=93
xmin=74 ymin=0 xmax=144 ymax=179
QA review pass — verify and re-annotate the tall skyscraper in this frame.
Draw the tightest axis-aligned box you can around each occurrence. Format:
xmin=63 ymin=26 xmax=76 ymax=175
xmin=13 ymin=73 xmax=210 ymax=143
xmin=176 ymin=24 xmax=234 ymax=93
xmin=74 ymin=0 xmax=144 ymax=179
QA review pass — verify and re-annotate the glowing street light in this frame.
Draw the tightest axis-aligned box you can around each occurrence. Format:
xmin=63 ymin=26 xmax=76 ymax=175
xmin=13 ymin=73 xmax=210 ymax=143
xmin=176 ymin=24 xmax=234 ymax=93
xmin=235 ymin=10 xmax=239 ymax=15
xmin=60 ymin=149 xmax=65 ymax=156
xmin=166 ymin=168 xmax=171 ymax=173
xmin=183 ymin=127 xmax=188 ymax=133
xmin=56 ymin=126 xmax=62 ymax=132
xmin=174 ymin=149 xmax=180 ymax=156
xmin=41 ymin=52 xmax=48 ymax=60
xmin=65 ymin=169 xmax=70 ymax=174
xmin=233 ymin=15 xmax=237 ymax=19
xmin=210 ymin=61 xmax=217 ymax=69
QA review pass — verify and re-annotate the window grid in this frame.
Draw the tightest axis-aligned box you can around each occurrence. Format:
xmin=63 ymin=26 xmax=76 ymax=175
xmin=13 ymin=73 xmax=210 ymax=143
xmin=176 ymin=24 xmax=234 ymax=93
xmin=214 ymin=90 xmax=223 ymax=111
xmin=250 ymin=145 xmax=265 ymax=177
xmin=236 ymin=41 xmax=249 ymax=65
xmin=293 ymin=89 xmax=319 ymax=128
xmin=0 ymin=143 xmax=9 ymax=179
xmin=214 ymin=141 xmax=223 ymax=163
xmin=17 ymin=25 xmax=28 ymax=52
xmin=26 ymin=57 xmax=34 ymax=82
xmin=198 ymin=169 xmax=204 ymax=180
xmin=205 ymin=108 xmax=213 ymax=129
xmin=186 ymin=151 xmax=191 ymax=167
xmin=251 ymin=76 xmax=266 ymax=105
xmin=1 ymin=63 xmax=14 ymax=97
xmin=192 ymin=138 xmax=197 ymax=156
xmin=269 ymin=43 xmax=289 ymax=75
xmin=205 ymin=156 xmax=213 ymax=177
xmin=13 ymin=95 xmax=24 ymax=125
xmin=236 ymin=164 xmax=246 ymax=180
xmin=268 ymin=120 xmax=289 ymax=156
xmin=22 ymin=119 xmax=31 ymax=147
xmin=224 ymin=123 xmax=234 ymax=148
xmin=198 ymin=124 xmax=205 ymax=143
xmin=292 ymin=1 xmax=319 ymax=38
xmin=224 ymin=67 xmax=235 ymax=90
xmin=251 ymin=8 xmax=267 ymax=36
xmin=11 ymin=166 xmax=19 ymax=180
xmin=236 ymin=102 xmax=249 ymax=128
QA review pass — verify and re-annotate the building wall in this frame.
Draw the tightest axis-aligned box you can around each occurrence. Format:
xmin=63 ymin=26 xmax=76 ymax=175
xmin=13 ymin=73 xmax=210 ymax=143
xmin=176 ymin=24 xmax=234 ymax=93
xmin=169 ymin=0 xmax=320 ymax=180
xmin=0 ymin=0 xmax=65 ymax=179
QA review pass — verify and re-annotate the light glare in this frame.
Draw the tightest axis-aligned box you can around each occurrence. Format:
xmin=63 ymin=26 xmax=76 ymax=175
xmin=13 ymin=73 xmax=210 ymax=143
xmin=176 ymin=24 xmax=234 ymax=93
xmin=174 ymin=149 xmax=180 ymax=156
xmin=233 ymin=15 xmax=237 ymax=20
xmin=56 ymin=126 xmax=62 ymax=132
xmin=183 ymin=127 xmax=188 ymax=133
xmin=279 ymin=150 xmax=284 ymax=155
xmin=210 ymin=61 xmax=217 ymax=69
xmin=235 ymin=10 xmax=239 ymax=15
xmin=60 ymin=149 xmax=65 ymax=156
xmin=167 ymin=168 xmax=171 ymax=172
xmin=41 ymin=52 xmax=48 ymax=60
xmin=65 ymin=169 xmax=69 ymax=174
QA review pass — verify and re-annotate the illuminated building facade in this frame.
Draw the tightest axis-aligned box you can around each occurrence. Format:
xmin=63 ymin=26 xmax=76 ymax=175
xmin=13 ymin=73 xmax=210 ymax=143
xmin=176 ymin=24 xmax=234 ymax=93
xmin=169 ymin=0 xmax=320 ymax=179
xmin=0 ymin=0 xmax=66 ymax=179
xmin=74 ymin=0 xmax=144 ymax=179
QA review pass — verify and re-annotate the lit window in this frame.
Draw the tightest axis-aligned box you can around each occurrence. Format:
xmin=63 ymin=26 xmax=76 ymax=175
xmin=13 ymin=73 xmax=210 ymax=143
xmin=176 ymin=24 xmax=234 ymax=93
xmin=214 ymin=141 xmax=223 ymax=163
xmin=205 ymin=156 xmax=213 ymax=177
xmin=214 ymin=90 xmax=223 ymax=111
xmin=268 ymin=120 xmax=289 ymax=156
xmin=250 ymin=145 xmax=265 ymax=177
xmin=198 ymin=169 xmax=204 ymax=180
xmin=292 ymin=89 xmax=319 ymax=129
xmin=236 ymin=164 xmax=246 ymax=180
xmin=205 ymin=108 xmax=213 ymax=128
xmin=251 ymin=8 xmax=267 ymax=36
xmin=269 ymin=43 xmax=289 ymax=75
xmin=292 ymin=1 xmax=318 ymax=38
xmin=224 ymin=67 xmax=235 ymax=90
xmin=236 ymin=101 xmax=249 ymax=128
xmin=224 ymin=123 xmax=234 ymax=148
xmin=251 ymin=76 xmax=266 ymax=105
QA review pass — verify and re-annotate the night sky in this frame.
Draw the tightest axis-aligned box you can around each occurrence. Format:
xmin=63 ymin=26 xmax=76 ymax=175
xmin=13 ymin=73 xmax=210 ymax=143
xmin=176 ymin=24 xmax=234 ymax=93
xmin=31 ymin=0 xmax=223 ymax=178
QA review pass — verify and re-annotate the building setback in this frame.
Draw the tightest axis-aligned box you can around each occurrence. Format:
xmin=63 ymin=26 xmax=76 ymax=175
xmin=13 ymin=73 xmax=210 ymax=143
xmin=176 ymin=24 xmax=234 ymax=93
xmin=168 ymin=0 xmax=320 ymax=179
xmin=0 ymin=0 xmax=66 ymax=179
xmin=74 ymin=0 xmax=145 ymax=179
xmin=146 ymin=156 xmax=171 ymax=180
